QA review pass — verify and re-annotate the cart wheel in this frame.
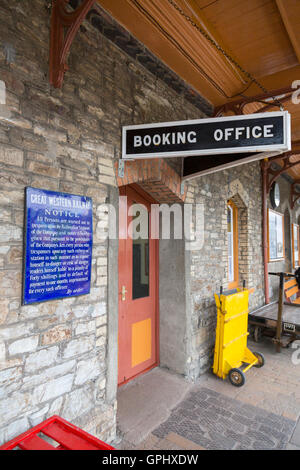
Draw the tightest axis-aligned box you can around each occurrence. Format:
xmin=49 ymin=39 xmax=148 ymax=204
xmin=229 ymin=368 xmax=246 ymax=387
xmin=253 ymin=326 xmax=262 ymax=343
xmin=253 ymin=352 xmax=265 ymax=368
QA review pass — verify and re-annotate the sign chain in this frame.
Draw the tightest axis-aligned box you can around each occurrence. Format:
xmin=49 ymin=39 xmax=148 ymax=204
xmin=167 ymin=0 xmax=284 ymax=109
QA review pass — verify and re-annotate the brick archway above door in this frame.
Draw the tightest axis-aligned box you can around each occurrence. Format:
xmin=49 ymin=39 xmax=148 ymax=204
xmin=115 ymin=159 xmax=187 ymax=203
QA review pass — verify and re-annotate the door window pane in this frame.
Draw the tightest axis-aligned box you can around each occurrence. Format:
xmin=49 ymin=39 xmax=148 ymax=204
xmin=293 ymin=224 xmax=299 ymax=267
xmin=268 ymin=209 xmax=284 ymax=260
xmin=132 ymin=208 xmax=149 ymax=300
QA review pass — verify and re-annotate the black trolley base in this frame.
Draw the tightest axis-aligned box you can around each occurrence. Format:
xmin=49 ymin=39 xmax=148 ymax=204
xmin=249 ymin=272 xmax=300 ymax=352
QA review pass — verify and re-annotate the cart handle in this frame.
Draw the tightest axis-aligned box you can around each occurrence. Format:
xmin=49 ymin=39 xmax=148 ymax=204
xmin=268 ymin=272 xmax=296 ymax=278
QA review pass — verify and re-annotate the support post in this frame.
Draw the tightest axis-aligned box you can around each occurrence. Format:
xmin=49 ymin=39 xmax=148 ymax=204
xmin=275 ymin=273 xmax=284 ymax=353
xmin=261 ymin=159 xmax=270 ymax=305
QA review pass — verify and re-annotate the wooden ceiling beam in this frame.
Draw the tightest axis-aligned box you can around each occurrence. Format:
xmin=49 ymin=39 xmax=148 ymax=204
xmin=97 ymin=0 xmax=251 ymax=104
xmin=178 ymin=0 xmax=247 ymax=85
xmin=276 ymin=0 xmax=300 ymax=64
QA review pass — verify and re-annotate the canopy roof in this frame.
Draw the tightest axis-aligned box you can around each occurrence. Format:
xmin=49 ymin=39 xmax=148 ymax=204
xmin=96 ymin=0 xmax=300 ymax=178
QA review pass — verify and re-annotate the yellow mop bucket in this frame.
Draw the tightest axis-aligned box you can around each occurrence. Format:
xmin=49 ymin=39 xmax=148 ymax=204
xmin=213 ymin=289 xmax=265 ymax=386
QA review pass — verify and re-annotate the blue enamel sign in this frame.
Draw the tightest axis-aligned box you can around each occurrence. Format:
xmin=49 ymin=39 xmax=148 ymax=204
xmin=23 ymin=187 xmax=93 ymax=305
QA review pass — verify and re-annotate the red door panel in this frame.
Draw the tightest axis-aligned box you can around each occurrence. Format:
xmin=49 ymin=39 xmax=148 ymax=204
xmin=118 ymin=185 xmax=159 ymax=386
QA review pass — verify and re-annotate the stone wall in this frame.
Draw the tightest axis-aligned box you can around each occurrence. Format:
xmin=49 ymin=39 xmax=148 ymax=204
xmin=0 ymin=0 xmax=209 ymax=444
xmin=184 ymin=163 xmax=265 ymax=379
xmin=0 ymin=0 xmax=275 ymax=445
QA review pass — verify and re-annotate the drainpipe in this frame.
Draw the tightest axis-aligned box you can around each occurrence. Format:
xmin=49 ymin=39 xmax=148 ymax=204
xmin=261 ymin=159 xmax=270 ymax=304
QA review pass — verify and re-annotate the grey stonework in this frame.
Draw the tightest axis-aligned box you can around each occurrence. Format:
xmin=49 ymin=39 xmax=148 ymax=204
xmin=184 ymin=164 xmax=265 ymax=379
xmin=0 ymin=0 xmax=291 ymax=447
xmin=0 ymin=0 xmax=207 ymax=444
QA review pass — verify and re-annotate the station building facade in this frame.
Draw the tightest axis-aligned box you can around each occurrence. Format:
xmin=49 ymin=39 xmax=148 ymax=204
xmin=0 ymin=0 xmax=298 ymax=444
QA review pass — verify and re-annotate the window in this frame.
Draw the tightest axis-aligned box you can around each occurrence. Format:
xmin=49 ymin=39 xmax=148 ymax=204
xmin=268 ymin=209 xmax=284 ymax=261
xmin=292 ymin=223 xmax=299 ymax=268
xmin=227 ymin=201 xmax=239 ymax=288
xmin=132 ymin=207 xmax=150 ymax=300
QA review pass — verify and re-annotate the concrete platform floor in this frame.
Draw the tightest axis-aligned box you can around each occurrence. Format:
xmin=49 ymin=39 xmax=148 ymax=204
xmin=116 ymin=338 xmax=300 ymax=450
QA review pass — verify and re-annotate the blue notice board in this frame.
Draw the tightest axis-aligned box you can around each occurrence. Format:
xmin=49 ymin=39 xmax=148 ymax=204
xmin=23 ymin=187 xmax=93 ymax=305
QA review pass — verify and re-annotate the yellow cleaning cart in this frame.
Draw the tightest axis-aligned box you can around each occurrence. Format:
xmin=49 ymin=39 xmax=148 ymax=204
xmin=213 ymin=288 xmax=265 ymax=386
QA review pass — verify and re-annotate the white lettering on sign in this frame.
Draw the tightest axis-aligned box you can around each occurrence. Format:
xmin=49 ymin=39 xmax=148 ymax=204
xmin=213 ymin=125 xmax=274 ymax=142
xmin=31 ymin=194 xmax=47 ymax=205
xmin=133 ymin=125 xmax=276 ymax=148
xmin=134 ymin=135 xmax=142 ymax=147
xmin=133 ymin=131 xmax=198 ymax=148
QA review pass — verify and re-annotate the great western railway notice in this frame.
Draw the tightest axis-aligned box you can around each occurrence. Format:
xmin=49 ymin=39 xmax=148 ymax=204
xmin=23 ymin=187 xmax=93 ymax=305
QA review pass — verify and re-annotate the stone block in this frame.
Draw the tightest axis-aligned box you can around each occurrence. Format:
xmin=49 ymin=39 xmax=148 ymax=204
xmin=61 ymin=384 xmax=95 ymax=422
xmin=24 ymin=346 xmax=59 ymax=373
xmin=0 ymin=321 xmax=35 ymax=340
xmin=0 ymin=225 xmax=22 ymax=242
xmin=96 ymin=325 xmax=107 ymax=338
xmin=0 ymin=300 xmax=9 ymax=325
xmin=75 ymin=356 xmax=102 ymax=385
xmin=75 ymin=320 xmax=96 ymax=336
xmin=0 ymin=207 xmax=12 ymax=223
xmin=7 ymin=246 xmax=22 ymax=265
xmin=26 ymin=160 xmax=61 ymax=178
xmin=92 ymin=302 xmax=107 ymax=317
xmin=0 ymin=144 xmax=23 ymax=166
xmin=0 ymin=366 xmax=23 ymax=386
xmin=0 ymin=342 xmax=5 ymax=361
xmin=0 ymin=391 xmax=31 ymax=423
xmin=33 ymin=125 xmax=67 ymax=143
xmin=22 ymin=360 xmax=76 ymax=389
xmin=32 ymin=374 xmax=74 ymax=405
xmin=62 ymin=336 xmax=94 ymax=359
xmin=8 ymin=336 xmax=39 ymax=356
xmin=48 ymin=396 xmax=64 ymax=417
xmin=72 ymin=304 xmax=93 ymax=319
xmin=41 ymin=326 xmax=71 ymax=346
xmin=28 ymin=405 xmax=49 ymax=427
xmin=0 ymin=417 xmax=29 ymax=447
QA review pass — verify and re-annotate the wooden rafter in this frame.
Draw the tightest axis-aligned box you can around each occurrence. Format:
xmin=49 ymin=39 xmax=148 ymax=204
xmin=276 ymin=0 xmax=300 ymax=63
xmin=49 ymin=0 xmax=95 ymax=88
xmin=213 ymin=86 xmax=295 ymax=117
xmin=179 ymin=0 xmax=247 ymax=86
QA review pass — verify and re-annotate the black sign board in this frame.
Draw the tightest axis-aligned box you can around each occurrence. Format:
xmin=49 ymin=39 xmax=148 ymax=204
xmin=182 ymin=152 xmax=270 ymax=180
xmin=122 ymin=112 xmax=290 ymax=161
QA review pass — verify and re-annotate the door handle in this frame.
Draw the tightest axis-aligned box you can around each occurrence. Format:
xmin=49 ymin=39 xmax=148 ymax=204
xmin=121 ymin=285 xmax=128 ymax=301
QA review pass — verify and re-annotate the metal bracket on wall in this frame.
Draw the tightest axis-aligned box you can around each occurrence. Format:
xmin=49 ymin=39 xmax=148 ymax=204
xmin=180 ymin=181 xmax=185 ymax=196
xmin=291 ymin=180 xmax=300 ymax=209
xmin=118 ymin=159 xmax=125 ymax=178
xmin=49 ymin=0 xmax=95 ymax=88
xmin=261 ymin=151 xmax=300 ymax=195
xmin=214 ymin=86 xmax=294 ymax=117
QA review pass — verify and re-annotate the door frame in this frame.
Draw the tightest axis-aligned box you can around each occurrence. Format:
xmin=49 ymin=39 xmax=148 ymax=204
xmin=118 ymin=183 xmax=160 ymax=386
xmin=227 ymin=199 xmax=239 ymax=289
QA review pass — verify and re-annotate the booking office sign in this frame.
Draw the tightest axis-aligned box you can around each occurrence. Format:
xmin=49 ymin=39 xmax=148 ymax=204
xmin=122 ymin=111 xmax=291 ymax=179
xmin=23 ymin=187 xmax=93 ymax=305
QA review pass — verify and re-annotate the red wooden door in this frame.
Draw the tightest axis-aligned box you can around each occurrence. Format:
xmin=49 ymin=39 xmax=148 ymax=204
xmin=118 ymin=185 xmax=159 ymax=386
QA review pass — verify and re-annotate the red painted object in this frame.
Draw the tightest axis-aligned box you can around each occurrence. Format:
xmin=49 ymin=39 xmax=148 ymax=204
xmin=0 ymin=415 xmax=115 ymax=450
